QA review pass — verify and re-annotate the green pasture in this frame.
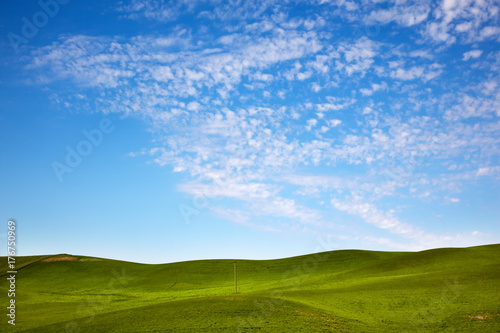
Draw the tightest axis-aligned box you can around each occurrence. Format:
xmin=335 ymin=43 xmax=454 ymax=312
xmin=1 ymin=244 xmax=499 ymax=332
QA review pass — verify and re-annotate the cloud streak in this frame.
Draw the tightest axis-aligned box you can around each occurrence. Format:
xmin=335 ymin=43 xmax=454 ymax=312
xmin=19 ymin=0 xmax=500 ymax=250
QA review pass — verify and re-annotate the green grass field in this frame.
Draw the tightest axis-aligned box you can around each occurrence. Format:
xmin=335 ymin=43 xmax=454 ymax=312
xmin=1 ymin=244 xmax=499 ymax=332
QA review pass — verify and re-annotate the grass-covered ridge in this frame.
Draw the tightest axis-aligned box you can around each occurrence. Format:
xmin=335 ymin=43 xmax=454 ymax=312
xmin=1 ymin=244 xmax=499 ymax=332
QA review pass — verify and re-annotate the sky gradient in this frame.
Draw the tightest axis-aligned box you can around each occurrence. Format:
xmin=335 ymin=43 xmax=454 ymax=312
xmin=1 ymin=0 xmax=499 ymax=263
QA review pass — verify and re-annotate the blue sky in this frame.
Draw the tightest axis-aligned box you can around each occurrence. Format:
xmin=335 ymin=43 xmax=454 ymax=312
xmin=0 ymin=0 xmax=499 ymax=263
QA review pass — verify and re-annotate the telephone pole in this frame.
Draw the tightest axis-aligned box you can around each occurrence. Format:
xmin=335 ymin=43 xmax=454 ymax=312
xmin=234 ymin=260 xmax=237 ymax=294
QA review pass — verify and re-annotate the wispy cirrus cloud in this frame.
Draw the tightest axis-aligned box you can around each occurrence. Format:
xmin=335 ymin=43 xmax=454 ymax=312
xmin=18 ymin=0 xmax=500 ymax=250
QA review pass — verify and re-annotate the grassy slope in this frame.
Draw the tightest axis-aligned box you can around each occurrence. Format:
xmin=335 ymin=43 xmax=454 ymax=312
xmin=0 ymin=244 xmax=499 ymax=332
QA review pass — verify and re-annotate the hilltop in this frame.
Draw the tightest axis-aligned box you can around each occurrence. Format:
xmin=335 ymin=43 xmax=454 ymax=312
xmin=1 ymin=244 xmax=499 ymax=332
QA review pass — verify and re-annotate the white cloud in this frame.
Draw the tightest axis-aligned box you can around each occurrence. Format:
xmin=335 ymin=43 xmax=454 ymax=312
xmin=331 ymin=197 xmax=422 ymax=236
xmin=445 ymin=197 xmax=461 ymax=203
xmin=187 ymin=101 xmax=202 ymax=111
xmin=326 ymin=119 xmax=342 ymax=127
xmin=331 ymin=197 xmax=489 ymax=250
xmin=366 ymin=2 xmax=430 ymax=27
xmin=409 ymin=49 xmax=434 ymax=60
xmin=316 ymin=97 xmax=355 ymax=112
xmin=252 ymin=72 xmax=274 ymax=81
xmin=360 ymin=82 xmax=387 ymax=96
xmin=178 ymin=181 xmax=274 ymax=200
xmin=211 ymin=206 xmax=282 ymax=232
xmin=321 ymin=0 xmax=359 ymax=11
xmin=311 ymin=82 xmax=322 ymax=92
xmin=317 ymin=103 xmax=344 ymax=111
xmin=255 ymin=197 xmax=323 ymax=225
xmin=444 ymin=93 xmax=500 ymax=120
xmin=462 ymin=49 xmax=482 ymax=61
xmin=423 ymin=0 xmax=500 ymax=44
xmin=476 ymin=166 xmax=500 ymax=177
xmin=21 ymin=0 xmax=500 ymax=246
xmin=116 ymin=0 xmax=194 ymax=22
xmin=28 ymin=28 xmax=323 ymax=97
xmin=390 ymin=64 xmax=442 ymax=82
xmin=391 ymin=66 xmax=424 ymax=80
xmin=335 ymin=37 xmax=379 ymax=76
xmin=480 ymin=26 xmax=500 ymax=40
xmin=306 ymin=118 xmax=318 ymax=131
xmin=455 ymin=21 xmax=472 ymax=32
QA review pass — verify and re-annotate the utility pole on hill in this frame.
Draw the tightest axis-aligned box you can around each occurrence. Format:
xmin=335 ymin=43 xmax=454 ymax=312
xmin=234 ymin=260 xmax=237 ymax=294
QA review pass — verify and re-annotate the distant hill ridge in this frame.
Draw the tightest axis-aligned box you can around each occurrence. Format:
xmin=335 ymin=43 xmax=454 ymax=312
xmin=1 ymin=244 xmax=499 ymax=332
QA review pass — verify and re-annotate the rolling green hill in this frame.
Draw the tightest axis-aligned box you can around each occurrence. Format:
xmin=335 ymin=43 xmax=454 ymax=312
xmin=1 ymin=244 xmax=499 ymax=332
